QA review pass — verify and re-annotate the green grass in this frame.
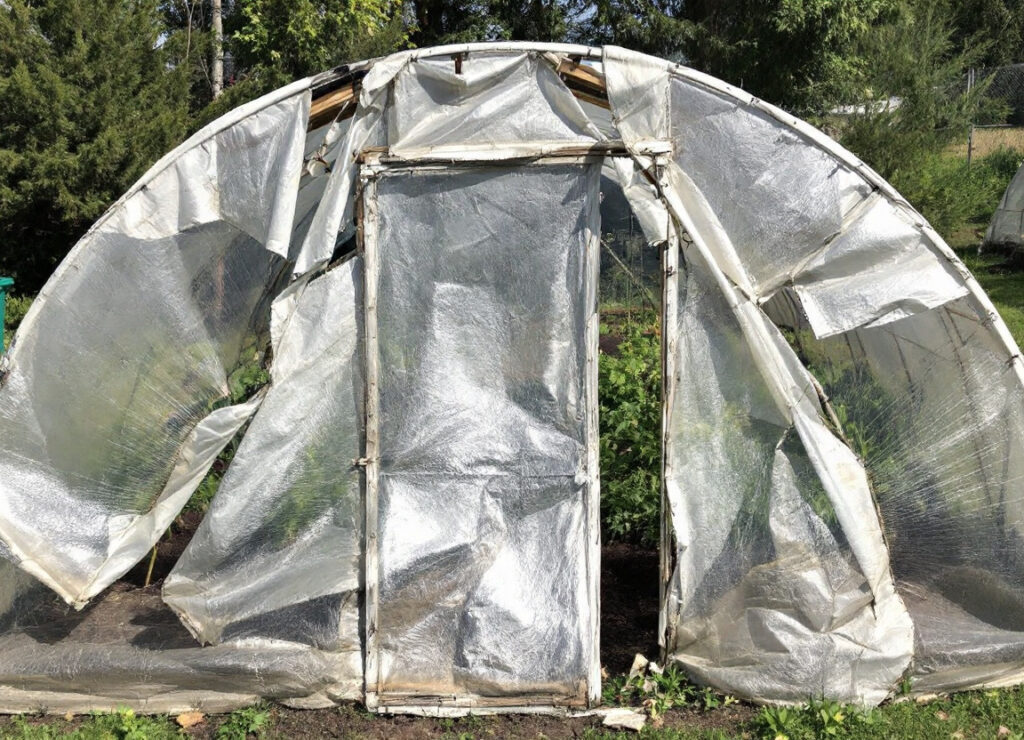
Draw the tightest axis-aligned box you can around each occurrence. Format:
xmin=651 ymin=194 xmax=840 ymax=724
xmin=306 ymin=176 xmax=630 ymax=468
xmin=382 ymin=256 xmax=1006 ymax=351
xmin=958 ymin=248 xmax=1024 ymax=348
xmin=0 ymin=705 xmax=273 ymax=739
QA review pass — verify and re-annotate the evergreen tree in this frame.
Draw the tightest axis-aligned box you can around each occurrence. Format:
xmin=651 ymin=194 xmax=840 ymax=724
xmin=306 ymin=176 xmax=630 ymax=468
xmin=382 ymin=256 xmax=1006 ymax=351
xmin=0 ymin=0 xmax=192 ymax=291
xmin=584 ymin=0 xmax=896 ymax=115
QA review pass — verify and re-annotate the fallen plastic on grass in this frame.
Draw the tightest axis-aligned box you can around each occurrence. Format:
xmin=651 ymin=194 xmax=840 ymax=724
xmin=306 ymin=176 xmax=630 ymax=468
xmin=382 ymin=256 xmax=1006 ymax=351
xmin=0 ymin=42 xmax=1022 ymax=714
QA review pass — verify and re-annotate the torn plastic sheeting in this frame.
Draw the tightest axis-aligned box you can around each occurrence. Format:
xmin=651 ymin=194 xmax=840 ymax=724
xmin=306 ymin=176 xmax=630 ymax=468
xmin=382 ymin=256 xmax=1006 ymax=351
xmin=601 ymin=46 xmax=670 ymax=145
xmin=102 ymin=93 xmax=310 ymax=258
xmin=0 ymin=85 xmax=311 ymax=606
xmin=661 ymin=248 xmax=913 ymax=705
xmin=388 ymin=53 xmax=602 ymax=154
xmin=164 ymin=259 xmax=364 ymax=688
xmin=666 ymin=73 xmax=868 ymax=298
xmin=783 ymin=298 xmax=1024 ymax=694
xmin=3 ymin=41 xmax=1024 ymax=713
xmin=601 ymin=47 xmax=754 ymax=297
xmin=293 ymin=54 xmax=405 ymax=276
xmin=607 ymin=157 xmax=669 ymax=245
xmin=80 ymin=393 xmax=266 ymax=605
xmin=792 ymin=197 xmax=968 ymax=338
xmin=0 ymin=226 xmax=282 ymax=606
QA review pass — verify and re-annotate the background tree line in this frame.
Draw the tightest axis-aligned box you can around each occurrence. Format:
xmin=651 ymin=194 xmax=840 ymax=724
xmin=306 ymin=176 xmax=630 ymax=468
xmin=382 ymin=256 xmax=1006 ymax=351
xmin=2 ymin=0 xmax=1024 ymax=291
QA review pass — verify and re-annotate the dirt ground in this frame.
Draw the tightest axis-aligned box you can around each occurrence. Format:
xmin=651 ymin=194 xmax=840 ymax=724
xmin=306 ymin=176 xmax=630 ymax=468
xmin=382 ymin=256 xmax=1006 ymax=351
xmin=0 ymin=541 xmax=759 ymax=738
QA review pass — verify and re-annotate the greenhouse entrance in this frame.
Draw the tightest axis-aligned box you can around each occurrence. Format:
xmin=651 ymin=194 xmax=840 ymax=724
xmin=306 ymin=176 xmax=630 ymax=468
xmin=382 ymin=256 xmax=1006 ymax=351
xmin=358 ymin=154 xmax=607 ymax=709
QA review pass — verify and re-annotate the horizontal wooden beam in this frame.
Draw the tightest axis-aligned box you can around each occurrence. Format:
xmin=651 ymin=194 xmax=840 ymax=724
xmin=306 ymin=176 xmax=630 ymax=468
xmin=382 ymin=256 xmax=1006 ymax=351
xmin=308 ymin=79 xmax=361 ymax=130
xmin=306 ymin=55 xmax=609 ymax=131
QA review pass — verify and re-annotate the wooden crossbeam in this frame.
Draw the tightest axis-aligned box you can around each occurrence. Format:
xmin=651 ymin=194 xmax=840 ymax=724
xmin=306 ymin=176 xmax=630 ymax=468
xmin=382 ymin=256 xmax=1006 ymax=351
xmin=306 ymin=55 xmax=609 ymax=131
xmin=308 ymin=79 xmax=361 ymax=130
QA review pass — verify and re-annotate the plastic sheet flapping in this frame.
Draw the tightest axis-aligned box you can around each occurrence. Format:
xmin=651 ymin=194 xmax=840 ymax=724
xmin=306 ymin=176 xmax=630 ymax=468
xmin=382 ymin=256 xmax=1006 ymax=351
xmin=163 ymin=258 xmax=365 ymax=699
xmin=0 ymin=89 xmax=311 ymax=606
xmin=766 ymin=290 xmax=1024 ymax=694
xmin=664 ymin=248 xmax=913 ymax=705
xmin=604 ymin=44 xmax=1024 ymax=702
xmin=364 ymin=163 xmax=601 ymax=704
xmin=604 ymin=46 xmax=917 ymax=703
xmin=986 ymin=160 xmax=1024 ymax=248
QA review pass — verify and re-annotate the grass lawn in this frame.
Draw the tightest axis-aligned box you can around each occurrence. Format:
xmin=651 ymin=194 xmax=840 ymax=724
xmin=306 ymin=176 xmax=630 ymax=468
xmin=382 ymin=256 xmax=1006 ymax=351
xmin=959 ymin=247 xmax=1024 ymax=347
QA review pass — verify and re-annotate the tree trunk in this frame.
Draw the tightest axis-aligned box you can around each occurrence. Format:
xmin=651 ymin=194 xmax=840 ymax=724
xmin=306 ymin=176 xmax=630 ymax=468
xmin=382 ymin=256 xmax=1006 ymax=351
xmin=211 ymin=0 xmax=224 ymax=99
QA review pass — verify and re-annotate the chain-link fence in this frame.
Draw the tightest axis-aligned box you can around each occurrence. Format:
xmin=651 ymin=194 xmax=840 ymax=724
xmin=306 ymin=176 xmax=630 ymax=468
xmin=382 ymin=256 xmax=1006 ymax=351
xmin=599 ymin=176 xmax=662 ymax=324
xmin=965 ymin=63 xmax=1024 ymax=165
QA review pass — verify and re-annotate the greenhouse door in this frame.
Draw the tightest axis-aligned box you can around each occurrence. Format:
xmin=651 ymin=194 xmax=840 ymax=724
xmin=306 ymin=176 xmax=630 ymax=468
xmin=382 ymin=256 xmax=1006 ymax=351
xmin=360 ymin=157 xmax=602 ymax=711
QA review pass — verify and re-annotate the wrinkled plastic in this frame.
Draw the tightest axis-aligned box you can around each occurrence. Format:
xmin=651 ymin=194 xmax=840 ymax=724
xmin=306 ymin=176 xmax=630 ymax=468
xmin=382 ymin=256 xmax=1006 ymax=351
xmin=986 ymin=160 xmax=1024 ymax=248
xmin=0 ymin=90 xmax=310 ymax=605
xmin=164 ymin=257 xmax=365 ymax=697
xmin=364 ymin=163 xmax=601 ymax=706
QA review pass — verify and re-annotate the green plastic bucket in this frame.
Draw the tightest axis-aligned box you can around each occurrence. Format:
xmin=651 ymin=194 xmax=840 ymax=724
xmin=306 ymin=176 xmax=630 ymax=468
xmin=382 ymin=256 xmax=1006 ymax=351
xmin=0 ymin=277 xmax=13 ymax=351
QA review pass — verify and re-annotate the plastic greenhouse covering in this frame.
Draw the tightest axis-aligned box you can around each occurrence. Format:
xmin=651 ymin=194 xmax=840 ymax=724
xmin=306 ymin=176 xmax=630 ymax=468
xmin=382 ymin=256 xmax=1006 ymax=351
xmin=1 ymin=42 xmax=1024 ymax=713
xmin=986 ymin=159 xmax=1024 ymax=251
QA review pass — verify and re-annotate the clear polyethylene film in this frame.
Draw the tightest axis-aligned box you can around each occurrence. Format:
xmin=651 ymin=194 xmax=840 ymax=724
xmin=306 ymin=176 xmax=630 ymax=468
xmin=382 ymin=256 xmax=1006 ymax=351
xmin=164 ymin=257 xmax=366 ymax=696
xmin=767 ymin=290 xmax=1024 ymax=693
xmin=364 ymin=162 xmax=601 ymax=707
xmin=662 ymin=249 xmax=912 ymax=705
xmin=2 ymin=42 xmax=1024 ymax=713
xmin=0 ymin=90 xmax=310 ymax=605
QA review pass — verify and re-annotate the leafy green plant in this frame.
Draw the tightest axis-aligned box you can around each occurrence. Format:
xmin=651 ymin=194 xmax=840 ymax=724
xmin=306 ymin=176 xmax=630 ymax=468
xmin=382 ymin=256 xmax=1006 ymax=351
xmin=751 ymin=698 xmax=879 ymax=740
xmin=599 ymin=312 xmax=662 ymax=545
xmin=7 ymin=708 xmax=183 ymax=740
xmin=603 ymin=663 xmax=736 ymax=721
xmin=216 ymin=704 xmax=271 ymax=740
xmin=2 ymin=295 xmax=32 ymax=350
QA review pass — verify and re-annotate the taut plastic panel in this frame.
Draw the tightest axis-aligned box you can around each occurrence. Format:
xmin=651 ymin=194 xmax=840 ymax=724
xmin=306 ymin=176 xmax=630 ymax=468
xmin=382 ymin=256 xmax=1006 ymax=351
xmin=364 ymin=163 xmax=601 ymax=708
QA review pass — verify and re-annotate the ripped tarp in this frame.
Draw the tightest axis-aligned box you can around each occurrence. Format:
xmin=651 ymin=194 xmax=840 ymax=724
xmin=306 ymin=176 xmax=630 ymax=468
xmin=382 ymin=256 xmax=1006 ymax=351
xmin=164 ymin=258 xmax=365 ymax=696
xmin=604 ymin=45 xmax=1024 ymax=702
xmin=0 ymin=89 xmax=310 ymax=606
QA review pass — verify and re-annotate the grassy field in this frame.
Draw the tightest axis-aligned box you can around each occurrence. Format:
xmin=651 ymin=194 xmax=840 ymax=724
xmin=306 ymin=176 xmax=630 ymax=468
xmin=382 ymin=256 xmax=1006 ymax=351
xmin=946 ymin=125 xmax=1024 ymax=159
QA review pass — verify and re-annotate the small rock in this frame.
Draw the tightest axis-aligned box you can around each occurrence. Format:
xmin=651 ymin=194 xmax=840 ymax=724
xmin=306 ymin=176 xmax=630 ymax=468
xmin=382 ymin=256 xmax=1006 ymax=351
xmin=176 ymin=711 xmax=205 ymax=729
xmin=63 ymin=712 xmax=74 ymax=722
xmin=602 ymin=708 xmax=646 ymax=732
xmin=936 ymin=711 xmax=949 ymax=721
xmin=999 ymin=726 xmax=1011 ymax=737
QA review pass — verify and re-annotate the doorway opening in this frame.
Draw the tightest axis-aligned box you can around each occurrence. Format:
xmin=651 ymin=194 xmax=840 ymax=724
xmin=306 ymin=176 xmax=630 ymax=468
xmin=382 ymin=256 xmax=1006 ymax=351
xmin=597 ymin=171 xmax=664 ymax=675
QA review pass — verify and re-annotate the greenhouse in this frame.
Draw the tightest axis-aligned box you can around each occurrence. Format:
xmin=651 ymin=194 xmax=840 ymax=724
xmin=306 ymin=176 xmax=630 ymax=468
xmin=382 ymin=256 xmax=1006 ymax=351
xmin=986 ymin=158 xmax=1024 ymax=251
xmin=0 ymin=42 xmax=1023 ymax=714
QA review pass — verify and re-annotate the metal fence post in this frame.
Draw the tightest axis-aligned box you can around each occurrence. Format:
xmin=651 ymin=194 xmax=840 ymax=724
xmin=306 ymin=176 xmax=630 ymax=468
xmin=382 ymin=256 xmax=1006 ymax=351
xmin=968 ymin=67 xmax=975 ymax=168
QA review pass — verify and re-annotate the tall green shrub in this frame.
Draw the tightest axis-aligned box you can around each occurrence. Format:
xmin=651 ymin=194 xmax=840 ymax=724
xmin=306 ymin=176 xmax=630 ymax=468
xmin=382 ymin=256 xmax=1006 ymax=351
xmin=0 ymin=0 xmax=193 ymax=294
